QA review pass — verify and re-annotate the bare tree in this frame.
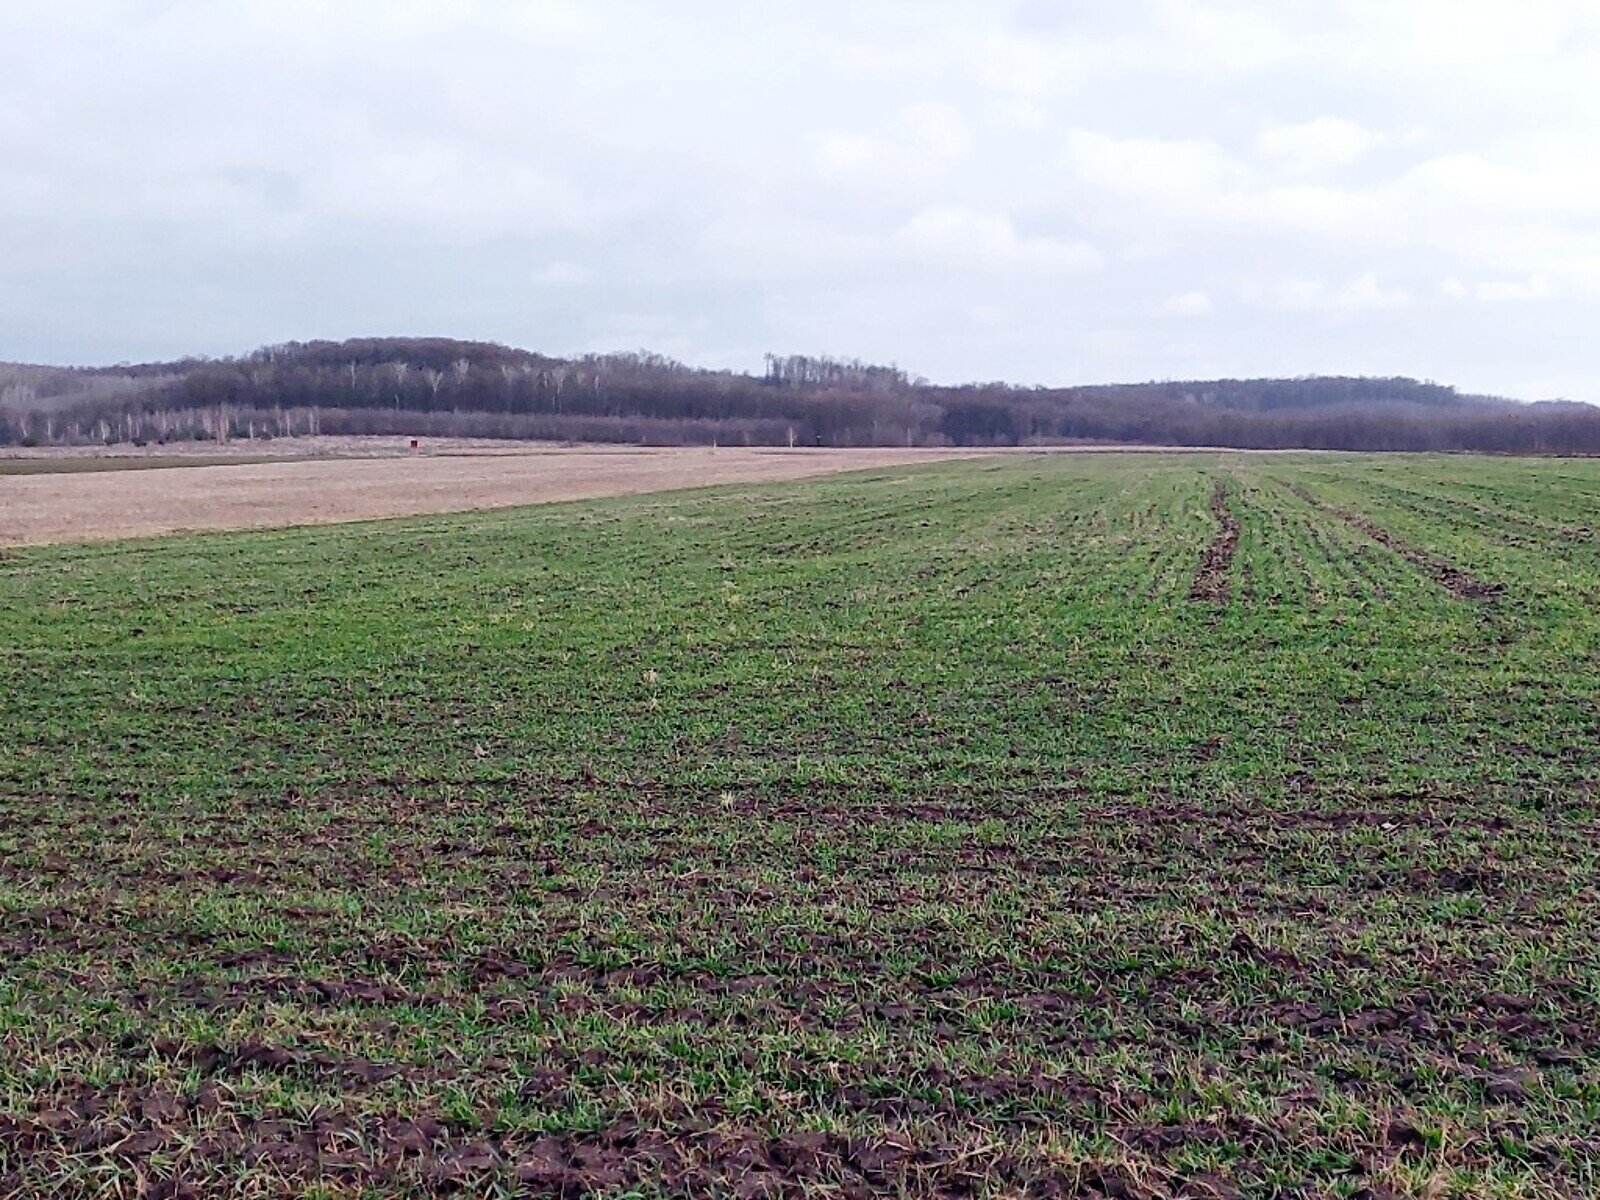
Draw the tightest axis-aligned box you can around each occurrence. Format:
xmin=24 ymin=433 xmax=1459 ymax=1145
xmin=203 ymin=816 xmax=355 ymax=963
xmin=422 ymin=368 xmax=445 ymax=402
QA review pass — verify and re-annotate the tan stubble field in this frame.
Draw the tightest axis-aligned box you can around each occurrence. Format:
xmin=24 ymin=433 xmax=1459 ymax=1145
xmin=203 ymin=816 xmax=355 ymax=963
xmin=0 ymin=444 xmax=987 ymax=547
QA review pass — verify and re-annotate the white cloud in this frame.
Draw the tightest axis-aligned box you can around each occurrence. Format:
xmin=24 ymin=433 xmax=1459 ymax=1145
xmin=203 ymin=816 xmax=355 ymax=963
xmin=305 ymin=152 xmax=601 ymax=239
xmin=533 ymin=262 xmax=591 ymax=286
xmin=1256 ymin=117 xmax=1380 ymax=174
xmin=966 ymin=32 xmax=1082 ymax=97
xmin=813 ymin=102 xmax=975 ymax=187
xmin=1254 ymin=185 xmax=1385 ymax=237
xmin=814 ymin=134 xmax=884 ymax=177
xmin=1395 ymin=153 xmax=1600 ymax=220
xmin=1441 ymin=273 xmax=1558 ymax=303
xmin=892 ymin=207 xmax=1102 ymax=272
xmin=901 ymin=102 xmax=974 ymax=160
xmin=1061 ymin=129 xmax=1243 ymax=219
xmin=1158 ymin=291 xmax=1215 ymax=316
xmin=1475 ymin=274 xmax=1556 ymax=301
xmin=1060 ymin=130 xmax=1383 ymax=239
xmin=1337 ymin=272 xmax=1412 ymax=311
xmin=1255 ymin=273 xmax=1411 ymax=313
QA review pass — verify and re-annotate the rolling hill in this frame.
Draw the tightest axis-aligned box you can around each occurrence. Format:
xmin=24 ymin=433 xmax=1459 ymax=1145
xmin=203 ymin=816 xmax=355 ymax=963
xmin=2 ymin=338 xmax=1593 ymax=453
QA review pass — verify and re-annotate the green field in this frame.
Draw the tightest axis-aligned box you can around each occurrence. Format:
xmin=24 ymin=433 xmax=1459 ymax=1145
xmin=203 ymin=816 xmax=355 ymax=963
xmin=2 ymin=453 xmax=1598 ymax=1198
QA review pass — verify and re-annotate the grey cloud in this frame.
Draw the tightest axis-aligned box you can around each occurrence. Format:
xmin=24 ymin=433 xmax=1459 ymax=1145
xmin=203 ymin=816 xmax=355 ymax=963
xmin=1 ymin=0 xmax=1597 ymax=399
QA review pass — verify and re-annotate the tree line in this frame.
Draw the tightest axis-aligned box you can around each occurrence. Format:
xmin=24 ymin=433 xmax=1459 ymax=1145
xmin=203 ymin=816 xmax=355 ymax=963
xmin=2 ymin=338 xmax=1598 ymax=454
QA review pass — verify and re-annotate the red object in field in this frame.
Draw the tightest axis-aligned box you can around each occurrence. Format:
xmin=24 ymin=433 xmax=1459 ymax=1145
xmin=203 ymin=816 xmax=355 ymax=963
xmin=410 ymin=439 xmax=419 ymax=450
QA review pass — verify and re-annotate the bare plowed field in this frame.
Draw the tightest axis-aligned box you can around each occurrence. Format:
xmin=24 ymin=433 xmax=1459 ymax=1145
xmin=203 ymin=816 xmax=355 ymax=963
xmin=0 ymin=446 xmax=976 ymax=546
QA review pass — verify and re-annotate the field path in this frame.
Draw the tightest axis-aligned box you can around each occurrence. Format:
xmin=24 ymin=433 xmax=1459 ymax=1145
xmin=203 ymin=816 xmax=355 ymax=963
xmin=0 ymin=446 xmax=981 ymax=546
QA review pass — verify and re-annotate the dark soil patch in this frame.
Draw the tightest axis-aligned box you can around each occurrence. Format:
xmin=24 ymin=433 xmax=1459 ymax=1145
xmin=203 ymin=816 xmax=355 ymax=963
xmin=2 ymin=1100 xmax=1175 ymax=1199
xmin=1190 ymin=477 xmax=1240 ymax=603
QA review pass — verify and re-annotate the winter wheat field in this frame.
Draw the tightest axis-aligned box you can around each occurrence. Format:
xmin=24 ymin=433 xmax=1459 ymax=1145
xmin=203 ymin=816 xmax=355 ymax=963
xmin=2 ymin=452 xmax=1599 ymax=1199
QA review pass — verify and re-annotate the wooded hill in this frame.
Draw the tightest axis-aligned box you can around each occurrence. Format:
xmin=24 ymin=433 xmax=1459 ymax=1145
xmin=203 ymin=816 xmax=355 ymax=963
xmin=3 ymin=337 xmax=1596 ymax=453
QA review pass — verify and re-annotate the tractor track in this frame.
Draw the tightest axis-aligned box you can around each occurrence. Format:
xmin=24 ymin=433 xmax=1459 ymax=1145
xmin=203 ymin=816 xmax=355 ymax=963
xmin=1190 ymin=476 xmax=1240 ymax=603
xmin=1282 ymin=481 xmax=1503 ymax=602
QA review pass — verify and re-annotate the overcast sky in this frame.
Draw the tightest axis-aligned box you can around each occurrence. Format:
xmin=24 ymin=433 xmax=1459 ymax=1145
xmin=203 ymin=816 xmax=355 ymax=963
xmin=3 ymin=1 xmax=1598 ymax=398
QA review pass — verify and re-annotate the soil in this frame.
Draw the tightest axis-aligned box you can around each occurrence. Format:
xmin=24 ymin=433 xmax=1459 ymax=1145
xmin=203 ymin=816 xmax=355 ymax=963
xmin=1189 ymin=477 xmax=1240 ymax=603
xmin=0 ymin=445 xmax=982 ymax=546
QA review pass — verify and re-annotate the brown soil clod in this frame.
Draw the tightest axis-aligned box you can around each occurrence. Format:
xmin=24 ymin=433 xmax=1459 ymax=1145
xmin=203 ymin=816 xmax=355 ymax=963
xmin=1285 ymin=482 xmax=1504 ymax=602
xmin=1190 ymin=477 xmax=1240 ymax=603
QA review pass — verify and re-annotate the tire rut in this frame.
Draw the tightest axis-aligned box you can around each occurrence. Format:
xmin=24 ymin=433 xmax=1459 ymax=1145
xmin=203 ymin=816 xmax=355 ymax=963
xmin=1189 ymin=477 xmax=1240 ymax=604
xmin=1282 ymin=481 xmax=1503 ymax=602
